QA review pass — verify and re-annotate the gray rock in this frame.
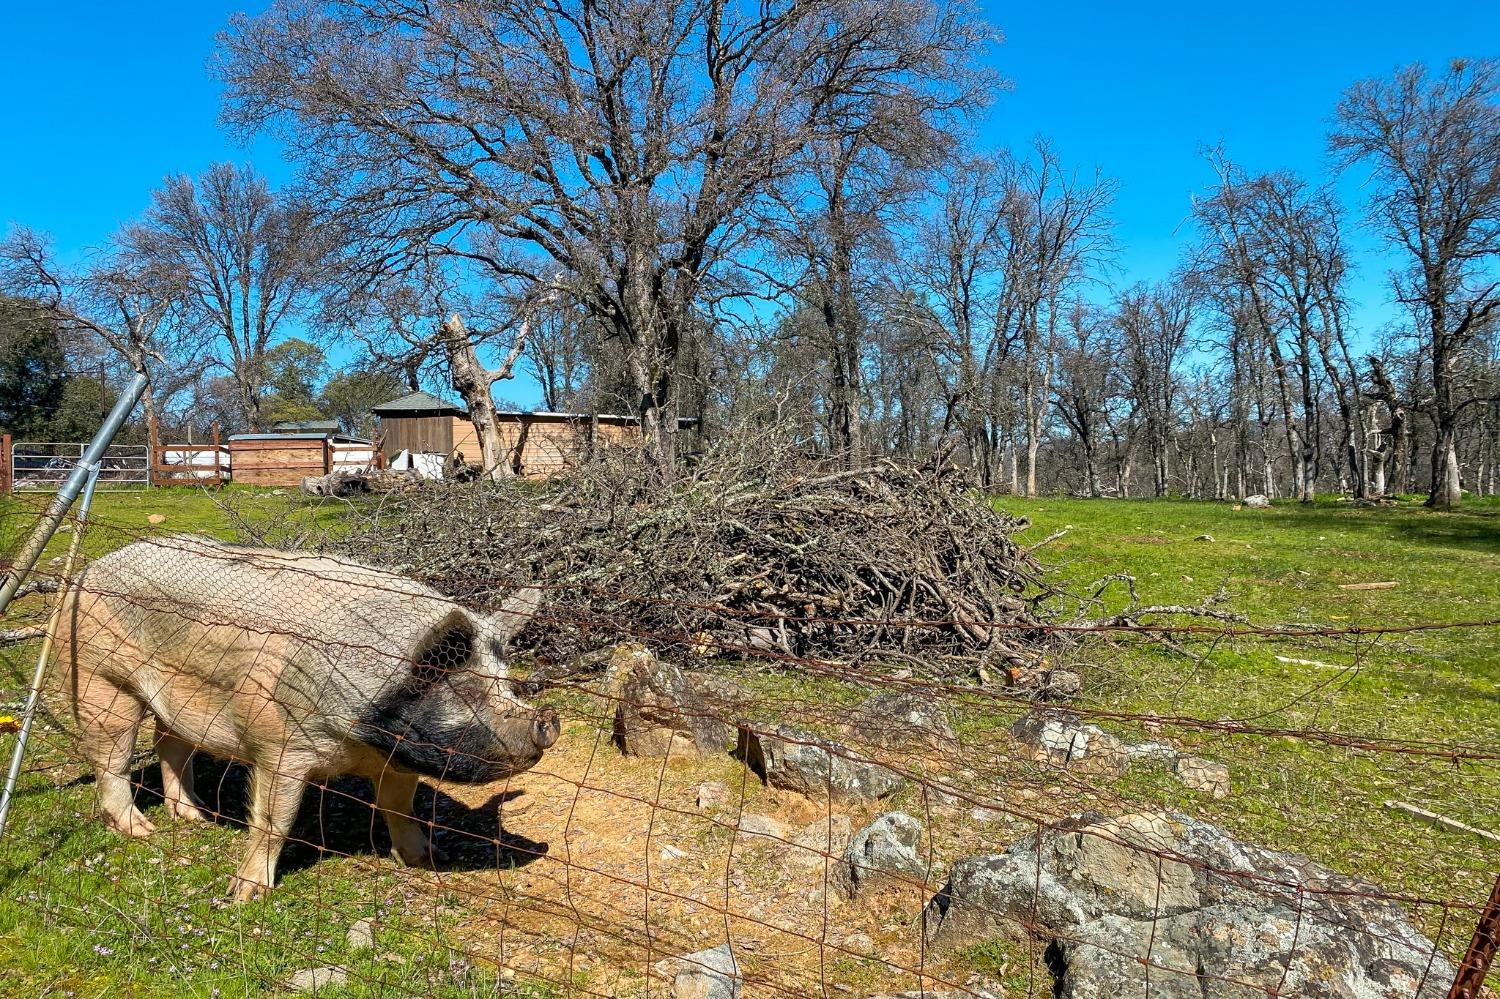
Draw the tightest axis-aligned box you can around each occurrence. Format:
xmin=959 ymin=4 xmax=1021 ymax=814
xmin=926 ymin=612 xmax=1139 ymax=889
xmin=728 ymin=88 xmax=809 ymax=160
xmin=1009 ymin=710 xmax=1129 ymax=776
xmin=696 ymin=780 xmax=735 ymax=811
xmin=1124 ymin=740 xmax=1181 ymax=764
xmin=847 ymin=691 xmax=957 ymax=752
xmin=1243 ymin=494 xmax=1271 ymax=509
xmin=613 ymin=644 xmax=734 ymax=758
xmin=1175 ymin=755 xmax=1231 ymax=798
xmin=346 ymin=917 xmax=375 ymax=950
xmin=670 ymin=944 xmax=741 ymax=999
xmin=737 ymin=725 xmax=904 ymax=803
xmin=1039 ymin=668 xmax=1083 ymax=700
xmin=839 ymin=811 xmax=927 ymax=897
xmin=286 ymin=966 xmax=349 ymax=993
xmin=923 ymin=810 xmax=1454 ymax=999
xmin=837 ymin=930 xmax=875 ymax=956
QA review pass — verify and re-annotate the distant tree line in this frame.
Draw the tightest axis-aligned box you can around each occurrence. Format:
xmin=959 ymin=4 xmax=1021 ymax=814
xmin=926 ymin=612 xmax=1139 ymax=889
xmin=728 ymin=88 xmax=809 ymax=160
xmin=1 ymin=1 xmax=1495 ymax=506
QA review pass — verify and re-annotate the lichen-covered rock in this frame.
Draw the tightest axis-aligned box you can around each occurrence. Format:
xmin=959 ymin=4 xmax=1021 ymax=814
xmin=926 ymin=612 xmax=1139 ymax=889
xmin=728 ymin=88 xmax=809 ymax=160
xmin=738 ymin=725 xmax=904 ymax=802
xmin=667 ymin=944 xmax=741 ymax=999
xmin=612 ymin=645 xmax=734 ymax=758
xmin=838 ymin=812 xmax=927 ymax=897
xmin=1244 ymin=494 xmax=1272 ymax=509
xmin=923 ymin=810 xmax=1454 ymax=999
xmin=1175 ymin=755 xmax=1230 ymax=798
xmin=847 ymin=692 xmax=957 ymax=752
xmin=1008 ymin=710 xmax=1129 ymax=776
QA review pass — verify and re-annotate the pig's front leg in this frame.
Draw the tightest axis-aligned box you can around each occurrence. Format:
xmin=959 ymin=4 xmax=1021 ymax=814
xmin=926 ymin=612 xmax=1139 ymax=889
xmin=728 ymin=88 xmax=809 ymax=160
xmin=230 ymin=764 xmax=307 ymax=902
xmin=376 ymin=770 xmax=445 ymax=869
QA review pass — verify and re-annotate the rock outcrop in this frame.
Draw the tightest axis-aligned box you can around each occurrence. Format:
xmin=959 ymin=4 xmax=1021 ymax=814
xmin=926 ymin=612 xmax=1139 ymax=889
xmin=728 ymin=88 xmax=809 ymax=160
xmin=611 ymin=644 xmax=734 ymax=758
xmin=1008 ymin=710 xmax=1129 ymax=776
xmin=847 ymin=692 xmax=957 ymax=752
xmin=666 ymin=944 xmax=742 ymax=999
xmin=737 ymin=725 xmax=904 ymax=803
xmin=838 ymin=812 xmax=928 ymax=897
xmin=923 ymin=810 xmax=1454 ymax=999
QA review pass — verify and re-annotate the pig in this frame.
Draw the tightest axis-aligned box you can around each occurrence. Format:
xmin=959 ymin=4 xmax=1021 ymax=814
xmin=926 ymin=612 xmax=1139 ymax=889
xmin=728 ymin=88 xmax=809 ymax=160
xmin=55 ymin=535 xmax=560 ymax=901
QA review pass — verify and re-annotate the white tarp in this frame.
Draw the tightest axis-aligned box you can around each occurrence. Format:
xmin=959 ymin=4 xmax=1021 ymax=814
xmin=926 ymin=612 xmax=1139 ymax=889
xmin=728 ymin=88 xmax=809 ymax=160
xmin=389 ymin=450 xmax=446 ymax=479
xmin=160 ymin=447 xmax=231 ymax=477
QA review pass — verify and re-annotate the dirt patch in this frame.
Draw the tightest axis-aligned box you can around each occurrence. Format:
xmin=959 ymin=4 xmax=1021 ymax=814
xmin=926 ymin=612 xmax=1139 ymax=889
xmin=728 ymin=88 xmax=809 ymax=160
xmin=398 ymin=695 xmax=1132 ymax=998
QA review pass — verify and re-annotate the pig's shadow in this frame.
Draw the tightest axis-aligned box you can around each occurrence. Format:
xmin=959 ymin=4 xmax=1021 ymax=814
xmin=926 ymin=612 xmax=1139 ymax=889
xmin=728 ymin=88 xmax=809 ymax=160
xmin=130 ymin=755 xmax=549 ymax=877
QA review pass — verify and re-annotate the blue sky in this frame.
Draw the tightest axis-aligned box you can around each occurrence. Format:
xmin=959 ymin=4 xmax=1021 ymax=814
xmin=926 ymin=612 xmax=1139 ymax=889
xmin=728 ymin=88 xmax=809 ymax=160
xmin=2 ymin=2 xmax=1495 ymax=404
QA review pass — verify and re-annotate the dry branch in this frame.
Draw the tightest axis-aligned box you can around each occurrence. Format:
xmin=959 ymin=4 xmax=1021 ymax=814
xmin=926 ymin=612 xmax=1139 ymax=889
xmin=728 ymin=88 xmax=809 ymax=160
xmin=324 ymin=432 xmax=1053 ymax=674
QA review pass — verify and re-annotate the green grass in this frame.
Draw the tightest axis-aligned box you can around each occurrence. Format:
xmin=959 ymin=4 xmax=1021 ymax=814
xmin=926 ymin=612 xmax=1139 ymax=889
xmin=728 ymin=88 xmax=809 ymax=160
xmin=0 ymin=487 xmax=1496 ymax=995
xmin=992 ymin=494 xmax=1498 ymax=910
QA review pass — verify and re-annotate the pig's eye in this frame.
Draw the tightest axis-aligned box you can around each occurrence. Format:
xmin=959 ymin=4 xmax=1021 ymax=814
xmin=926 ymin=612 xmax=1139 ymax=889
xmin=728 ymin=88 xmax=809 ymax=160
xmin=415 ymin=627 xmax=474 ymax=683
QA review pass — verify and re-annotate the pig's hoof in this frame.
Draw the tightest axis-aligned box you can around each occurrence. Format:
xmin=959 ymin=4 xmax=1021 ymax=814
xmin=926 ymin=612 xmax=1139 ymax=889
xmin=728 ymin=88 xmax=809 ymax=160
xmin=228 ymin=875 xmax=271 ymax=903
xmin=393 ymin=841 xmax=447 ymax=870
xmin=107 ymin=808 xmax=156 ymax=839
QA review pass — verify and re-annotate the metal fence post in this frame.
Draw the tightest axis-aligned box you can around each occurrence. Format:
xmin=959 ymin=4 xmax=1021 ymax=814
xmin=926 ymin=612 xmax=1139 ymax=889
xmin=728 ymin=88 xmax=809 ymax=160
xmin=1448 ymin=874 xmax=1500 ymax=999
xmin=0 ymin=462 xmax=101 ymax=840
xmin=0 ymin=371 xmax=147 ymax=618
xmin=1 ymin=434 xmax=11 ymax=496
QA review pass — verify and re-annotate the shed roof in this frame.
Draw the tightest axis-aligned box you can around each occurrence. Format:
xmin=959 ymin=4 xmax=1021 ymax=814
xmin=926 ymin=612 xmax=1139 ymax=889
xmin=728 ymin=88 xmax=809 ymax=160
xmin=228 ymin=432 xmax=374 ymax=444
xmin=492 ymin=410 xmax=700 ymax=427
xmin=272 ymin=419 xmax=341 ymax=433
xmin=371 ymin=390 xmax=466 ymax=416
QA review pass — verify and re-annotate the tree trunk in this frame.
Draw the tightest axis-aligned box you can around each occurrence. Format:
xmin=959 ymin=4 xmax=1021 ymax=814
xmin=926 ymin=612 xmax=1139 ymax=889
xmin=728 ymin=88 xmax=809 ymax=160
xmin=1428 ymin=424 xmax=1462 ymax=507
xmin=441 ymin=314 xmax=514 ymax=481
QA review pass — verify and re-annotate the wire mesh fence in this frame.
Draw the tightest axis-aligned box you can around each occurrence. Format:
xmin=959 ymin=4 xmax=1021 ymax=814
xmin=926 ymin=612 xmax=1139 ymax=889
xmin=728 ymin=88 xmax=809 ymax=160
xmin=0 ymin=486 xmax=1496 ymax=999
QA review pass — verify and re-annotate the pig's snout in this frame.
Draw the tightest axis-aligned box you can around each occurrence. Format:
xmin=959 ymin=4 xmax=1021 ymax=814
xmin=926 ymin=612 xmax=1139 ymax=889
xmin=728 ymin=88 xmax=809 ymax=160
xmin=531 ymin=707 xmax=561 ymax=750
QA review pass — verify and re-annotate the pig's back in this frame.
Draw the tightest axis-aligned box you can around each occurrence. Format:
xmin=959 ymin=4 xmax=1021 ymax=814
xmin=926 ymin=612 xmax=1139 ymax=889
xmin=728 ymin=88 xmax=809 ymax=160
xmin=80 ymin=536 xmax=460 ymax=724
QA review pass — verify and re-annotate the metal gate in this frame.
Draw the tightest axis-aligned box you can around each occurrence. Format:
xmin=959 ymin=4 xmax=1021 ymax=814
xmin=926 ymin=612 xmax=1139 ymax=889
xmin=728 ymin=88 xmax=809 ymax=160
xmin=9 ymin=441 xmax=150 ymax=490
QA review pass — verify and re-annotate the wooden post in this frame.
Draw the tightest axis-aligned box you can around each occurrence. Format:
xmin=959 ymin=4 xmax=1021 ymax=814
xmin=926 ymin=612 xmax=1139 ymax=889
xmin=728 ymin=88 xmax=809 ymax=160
xmin=323 ymin=438 xmax=333 ymax=475
xmin=147 ymin=421 xmax=159 ymax=488
xmin=211 ymin=424 xmax=223 ymax=489
xmin=1 ymin=434 xmax=11 ymax=496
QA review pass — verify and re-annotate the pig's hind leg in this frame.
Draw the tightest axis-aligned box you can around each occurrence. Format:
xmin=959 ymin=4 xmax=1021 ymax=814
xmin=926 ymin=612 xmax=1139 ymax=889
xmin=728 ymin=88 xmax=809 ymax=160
xmin=73 ymin=669 xmax=154 ymax=839
xmin=376 ymin=770 xmax=445 ymax=869
xmin=153 ymin=720 xmax=212 ymax=822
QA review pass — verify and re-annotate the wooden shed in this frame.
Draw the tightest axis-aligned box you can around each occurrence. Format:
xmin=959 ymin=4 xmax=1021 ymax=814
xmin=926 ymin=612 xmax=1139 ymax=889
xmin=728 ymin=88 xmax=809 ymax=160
xmin=371 ymin=391 xmax=697 ymax=478
xmin=227 ymin=432 xmax=376 ymax=487
xmin=370 ymin=391 xmax=464 ymax=458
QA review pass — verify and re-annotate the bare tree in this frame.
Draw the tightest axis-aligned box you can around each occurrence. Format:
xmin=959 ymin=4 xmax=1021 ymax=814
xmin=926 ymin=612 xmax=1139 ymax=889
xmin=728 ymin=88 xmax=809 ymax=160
xmin=904 ymin=154 xmax=1007 ymax=482
xmin=1332 ymin=58 xmax=1500 ymax=506
xmin=218 ymin=0 xmax=991 ymax=471
xmin=1052 ymin=301 xmax=1117 ymax=496
xmin=1115 ymin=280 xmax=1192 ymax=496
xmin=0 ymin=226 xmax=199 ymax=444
xmin=132 ymin=163 xmax=328 ymax=431
xmin=758 ymin=2 xmax=989 ymax=463
xmin=998 ymin=141 xmax=1115 ymax=495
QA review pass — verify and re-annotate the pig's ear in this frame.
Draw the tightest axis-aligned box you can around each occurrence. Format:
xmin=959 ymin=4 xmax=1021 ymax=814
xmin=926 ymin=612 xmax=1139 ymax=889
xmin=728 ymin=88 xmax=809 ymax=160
xmin=492 ymin=586 xmax=542 ymax=641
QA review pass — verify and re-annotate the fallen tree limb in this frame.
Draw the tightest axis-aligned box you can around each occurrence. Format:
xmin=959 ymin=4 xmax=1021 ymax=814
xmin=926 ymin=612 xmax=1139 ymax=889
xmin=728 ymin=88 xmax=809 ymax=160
xmin=1383 ymin=800 xmax=1500 ymax=844
xmin=1 ymin=626 xmax=47 ymax=646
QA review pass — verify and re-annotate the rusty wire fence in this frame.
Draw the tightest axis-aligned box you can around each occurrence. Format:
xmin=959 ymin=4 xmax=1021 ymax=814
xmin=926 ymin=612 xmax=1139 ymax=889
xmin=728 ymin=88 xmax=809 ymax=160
xmin=0 ymin=495 xmax=1496 ymax=999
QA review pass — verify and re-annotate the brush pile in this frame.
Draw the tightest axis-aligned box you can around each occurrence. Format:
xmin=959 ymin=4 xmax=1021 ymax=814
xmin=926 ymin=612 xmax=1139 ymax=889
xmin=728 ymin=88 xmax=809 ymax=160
xmin=323 ymin=434 xmax=1054 ymax=674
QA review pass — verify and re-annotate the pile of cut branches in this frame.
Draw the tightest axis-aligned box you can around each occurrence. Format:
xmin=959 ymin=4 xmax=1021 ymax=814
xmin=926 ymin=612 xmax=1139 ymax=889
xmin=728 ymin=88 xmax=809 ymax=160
xmin=322 ymin=433 xmax=1055 ymax=674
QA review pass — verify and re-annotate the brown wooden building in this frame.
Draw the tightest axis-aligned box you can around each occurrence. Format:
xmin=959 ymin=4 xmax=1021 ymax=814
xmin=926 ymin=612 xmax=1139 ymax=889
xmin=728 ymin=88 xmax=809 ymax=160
xmin=227 ymin=433 xmax=377 ymax=487
xmin=371 ymin=391 xmax=696 ymax=478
